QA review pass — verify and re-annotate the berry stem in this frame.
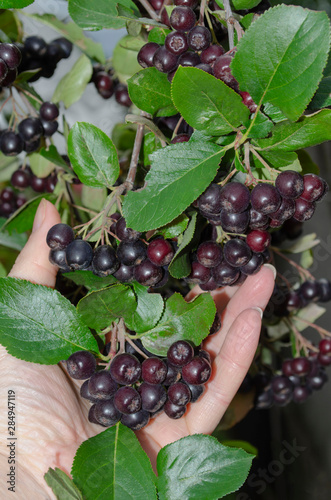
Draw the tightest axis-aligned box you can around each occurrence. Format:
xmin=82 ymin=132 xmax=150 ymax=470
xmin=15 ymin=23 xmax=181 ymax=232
xmin=137 ymin=0 xmax=160 ymax=21
xmin=125 ymin=337 xmax=149 ymax=359
xmin=271 ymin=247 xmax=314 ymax=281
xmin=199 ymin=0 xmax=207 ymax=25
xmin=284 ymin=317 xmax=317 ymax=355
xmin=244 ymin=142 xmax=257 ymax=186
xmin=233 ymin=18 xmax=244 ymax=42
xmin=172 ymin=116 xmax=184 ymax=139
xmin=249 ymin=145 xmax=281 ymax=178
xmin=125 ymin=121 xmax=145 ymax=190
xmin=293 ymin=317 xmax=331 ymax=339
xmin=223 ymin=0 xmax=235 ymax=50
xmin=16 ymin=88 xmax=39 ymax=117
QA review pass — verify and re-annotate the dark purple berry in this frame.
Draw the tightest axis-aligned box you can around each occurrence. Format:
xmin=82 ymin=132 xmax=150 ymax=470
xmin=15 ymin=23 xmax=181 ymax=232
xmin=25 ymin=36 xmax=47 ymax=57
xmin=0 ymin=43 xmax=21 ymax=69
xmin=196 ymin=241 xmax=222 ymax=268
xmin=170 ymin=6 xmax=196 ymax=32
xmin=212 ymin=261 xmax=240 ymax=286
xmin=138 ymin=42 xmax=160 ymax=68
xmin=275 ymin=170 xmax=304 ymax=199
xmin=113 ymin=263 xmax=135 ymax=282
xmin=220 ymin=210 xmax=249 ymax=234
xmin=317 ymin=279 xmax=331 ymax=302
xmin=197 ymin=183 xmax=222 ymax=214
xmin=249 ymin=209 xmax=269 ymax=230
xmin=66 ymin=351 xmax=96 ymax=379
xmin=213 ymin=55 xmax=238 ymax=90
xmin=163 ymin=359 xmax=181 ymax=385
xmin=110 ymin=353 xmax=141 ymax=385
xmin=65 ymin=239 xmax=93 ymax=270
xmin=0 ymin=58 xmax=8 ymax=83
xmin=178 ymin=51 xmax=200 ymax=67
xmin=182 ymin=356 xmax=211 ymax=385
xmin=223 ymin=238 xmax=251 ymax=267
xmin=115 ymin=217 xmax=141 ymax=241
xmin=187 ymin=383 xmax=205 ymax=402
xmin=293 ymin=198 xmax=315 ymax=221
xmin=246 ymin=230 xmax=271 ymax=253
xmin=142 ymin=357 xmax=167 ymax=384
xmin=291 ymin=357 xmax=311 ymax=376
xmin=114 ymin=386 xmax=141 ymax=414
xmin=0 ymin=131 xmax=24 ymax=156
xmin=39 ymin=101 xmax=59 ymax=121
xmin=220 ymin=182 xmax=250 ymax=213
xmin=168 ymin=381 xmax=191 ymax=406
xmin=92 ymin=245 xmax=119 ymax=277
xmin=52 ymin=38 xmax=73 ymax=59
xmin=301 ymin=174 xmax=327 ymax=202
xmin=187 ymin=26 xmax=211 ymax=51
xmin=186 ymin=261 xmax=211 ymax=284
xmin=167 ymin=340 xmax=194 ymax=366
xmin=18 ymin=117 xmax=44 ymax=142
xmin=115 ymin=84 xmax=132 ymax=107
xmin=299 ymin=281 xmax=320 ymax=302
xmin=117 ymin=240 xmax=146 ymax=266
xmin=121 ymin=409 xmax=150 ymax=430
xmin=134 ymin=259 xmax=164 ymax=286
xmin=240 ymin=253 xmax=263 ymax=275
xmin=49 ymin=248 xmax=71 ymax=271
xmin=139 ymin=382 xmax=167 ymax=412
xmin=153 ymin=46 xmax=178 ymax=73
xmin=11 ymin=168 xmax=30 ymax=189
xmin=268 ymin=197 xmax=295 ymax=223
xmin=250 ymin=184 xmax=281 ymax=215
xmin=88 ymin=371 xmax=118 ymax=400
xmin=171 ymin=133 xmax=190 ymax=143
xmin=165 ymin=31 xmax=188 ymax=55
xmin=240 ymin=92 xmax=257 ymax=113
xmin=94 ymin=72 xmax=114 ymax=99
xmin=200 ymin=44 xmax=225 ymax=64
xmin=147 ymin=237 xmax=174 ymax=266
xmin=46 ymin=223 xmax=74 ymax=250
xmin=164 ymin=400 xmax=187 ymax=419
xmin=94 ymin=399 xmax=121 ymax=427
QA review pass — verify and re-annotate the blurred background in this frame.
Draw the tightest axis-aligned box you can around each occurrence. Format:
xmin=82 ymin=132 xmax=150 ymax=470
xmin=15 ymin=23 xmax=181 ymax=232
xmin=2 ymin=1 xmax=331 ymax=498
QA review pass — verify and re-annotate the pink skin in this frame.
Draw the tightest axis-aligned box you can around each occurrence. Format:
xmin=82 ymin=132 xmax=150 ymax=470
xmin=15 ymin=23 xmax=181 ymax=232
xmin=0 ymin=200 xmax=275 ymax=497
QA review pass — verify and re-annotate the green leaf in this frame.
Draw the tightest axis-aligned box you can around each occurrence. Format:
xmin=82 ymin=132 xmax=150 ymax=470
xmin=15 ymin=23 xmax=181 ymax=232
xmin=250 ymin=150 xmax=301 ymax=178
xmin=310 ymin=54 xmax=331 ymax=110
xmin=63 ymin=270 xmax=116 ymax=291
xmin=263 ymin=102 xmax=288 ymax=123
xmin=297 ymin=150 xmax=319 ymax=176
xmin=0 ymin=278 xmax=99 ymax=364
xmin=14 ymin=69 xmax=42 ymax=84
xmin=171 ymin=67 xmax=249 ymax=135
xmin=15 ymin=82 xmax=42 ymax=111
xmin=68 ymin=0 xmax=139 ymax=30
xmin=300 ymin=248 xmax=313 ymax=269
xmin=39 ymin=145 xmax=72 ymax=171
xmin=25 ymin=14 xmax=105 ymax=63
xmin=44 ymin=468 xmax=83 ymax=500
xmin=123 ymin=142 xmax=224 ymax=231
xmin=29 ymin=152 xmax=55 ymax=178
xmin=157 ymin=434 xmax=254 ymax=500
xmin=142 ymin=293 xmax=216 ymax=356
xmin=112 ymin=123 xmax=136 ymax=152
xmin=154 ymin=213 xmax=189 ymax=239
xmin=255 ymin=110 xmax=331 ymax=151
xmin=125 ymin=283 xmax=164 ymax=333
xmin=0 ymin=226 xmax=27 ymax=251
xmin=245 ymin=111 xmax=273 ymax=139
xmin=128 ymin=68 xmax=177 ymax=117
xmin=68 ymin=122 xmax=120 ymax=189
xmin=231 ymin=5 xmax=330 ymax=121
xmin=232 ymin=0 xmax=261 ymax=8
xmin=52 ymin=54 xmax=92 ymax=108
xmin=71 ymin=424 xmax=157 ymax=500
xmin=168 ymin=212 xmax=197 ymax=279
xmin=3 ymin=195 xmax=55 ymax=235
xmin=143 ymin=132 xmax=163 ymax=166
xmin=0 ymin=0 xmax=33 ymax=6
xmin=0 ymin=153 xmax=19 ymax=183
xmin=148 ymin=27 xmax=171 ymax=44
xmin=112 ymin=35 xmax=145 ymax=83
xmin=221 ymin=440 xmax=258 ymax=456
xmin=77 ymin=284 xmax=137 ymax=330
xmin=0 ymin=10 xmax=21 ymax=41
xmin=81 ymin=185 xmax=107 ymax=213
xmin=125 ymin=114 xmax=169 ymax=145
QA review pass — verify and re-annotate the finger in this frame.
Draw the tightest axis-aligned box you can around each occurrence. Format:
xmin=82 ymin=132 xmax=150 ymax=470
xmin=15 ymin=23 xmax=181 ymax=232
xmin=187 ymin=307 xmax=262 ymax=434
xmin=9 ymin=200 xmax=61 ymax=287
xmin=204 ymin=264 xmax=275 ymax=356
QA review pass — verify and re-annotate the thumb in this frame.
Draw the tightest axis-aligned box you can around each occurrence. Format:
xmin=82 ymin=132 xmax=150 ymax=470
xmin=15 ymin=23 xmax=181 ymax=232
xmin=9 ymin=199 xmax=62 ymax=287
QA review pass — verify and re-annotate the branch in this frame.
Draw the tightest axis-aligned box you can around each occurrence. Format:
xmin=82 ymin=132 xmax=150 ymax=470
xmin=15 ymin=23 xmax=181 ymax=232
xmin=137 ymin=0 xmax=160 ymax=21
xmin=223 ymin=0 xmax=235 ymax=50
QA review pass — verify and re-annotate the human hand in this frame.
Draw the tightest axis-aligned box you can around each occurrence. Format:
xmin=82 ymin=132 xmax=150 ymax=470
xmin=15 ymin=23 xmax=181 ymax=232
xmin=0 ymin=199 xmax=275 ymax=498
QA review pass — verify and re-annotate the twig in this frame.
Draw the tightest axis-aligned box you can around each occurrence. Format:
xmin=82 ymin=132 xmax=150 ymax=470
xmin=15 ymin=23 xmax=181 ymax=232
xmin=271 ymin=247 xmax=314 ymax=281
xmin=249 ymin=145 xmax=281 ymax=177
xmin=125 ymin=123 xmax=145 ymax=190
xmin=284 ymin=318 xmax=317 ymax=356
xmin=219 ymin=168 xmax=236 ymax=186
xmin=223 ymin=0 xmax=235 ymax=50
xmin=137 ymin=0 xmax=160 ymax=21
xmin=125 ymin=337 xmax=149 ymax=359
xmin=244 ymin=142 xmax=257 ymax=186
xmin=172 ymin=116 xmax=184 ymax=138
xmin=233 ymin=18 xmax=244 ymax=42
xmin=293 ymin=317 xmax=331 ymax=339
xmin=199 ymin=0 xmax=207 ymax=25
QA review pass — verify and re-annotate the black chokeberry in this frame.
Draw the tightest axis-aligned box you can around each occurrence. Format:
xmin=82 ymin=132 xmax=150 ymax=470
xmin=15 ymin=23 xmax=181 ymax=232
xmin=65 ymin=239 xmax=93 ymax=270
xmin=66 ymin=351 xmax=96 ymax=379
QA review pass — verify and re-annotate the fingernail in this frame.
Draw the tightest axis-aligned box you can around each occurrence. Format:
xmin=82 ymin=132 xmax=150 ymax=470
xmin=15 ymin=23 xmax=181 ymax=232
xmin=32 ymin=199 xmax=47 ymax=232
xmin=251 ymin=306 xmax=263 ymax=319
xmin=264 ymin=263 xmax=277 ymax=280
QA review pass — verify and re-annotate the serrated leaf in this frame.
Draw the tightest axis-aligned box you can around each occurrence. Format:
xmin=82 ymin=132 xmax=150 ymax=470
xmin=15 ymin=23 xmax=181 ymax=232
xmin=125 ymin=283 xmax=164 ymax=333
xmin=297 ymin=150 xmax=319 ymax=176
xmin=251 ymin=150 xmax=301 ymax=178
xmin=283 ymin=233 xmax=319 ymax=254
xmin=310 ymin=54 xmax=331 ymax=110
xmin=168 ymin=212 xmax=197 ymax=279
xmin=143 ymin=131 xmax=162 ymax=166
xmin=44 ymin=468 xmax=83 ymax=500
xmin=52 ymin=54 xmax=92 ymax=108
xmin=157 ymin=434 xmax=253 ymax=500
xmin=25 ymin=13 xmax=105 ymax=63
xmin=232 ymin=0 xmax=261 ymax=8
xmin=71 ymin=424 xmax=157 ymax=500
xmin=171 ymin=66 xmax=249 ymax=135
xmin=77 ymin=284 xmax=136 ymax=330
xmin=142 ymin=293 xmax=216 ymax=356
xmin=263 ymin=102 xmax=288 ymax=123
xmin=154 ymin=213 xmax=189 ymax=239
xmin=2 ymin=194 xmax=55 ymax=235
xmin=68 ymin=122 xmax=120 ymax=189
xmin=128 ymin=68 xmax=177 ymax=117
xmin=68 ymin=0 xmax=139 ymax=30
xmin=14 ymin=68 xmax=41 ymax=83
xmin=123 ymin=141 xmax=224 ymax=231
xmin=231 ymin=5 xmax=330 ymax=121
xmin=0 ymin=278 xmax=99 ymax=364
xmin=255 ymin=110 xmax=331 ymax=151
xmin=63 ymin=270 xmax=116 ymax=291
xmin=29 ymin=152 xmax=55 ymax=178
xmin=0 ymin=262 xmax=6 ymax=278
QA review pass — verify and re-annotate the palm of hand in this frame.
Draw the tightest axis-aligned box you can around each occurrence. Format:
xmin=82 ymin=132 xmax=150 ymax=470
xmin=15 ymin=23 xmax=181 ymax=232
xmin=0 ymin=201 xmax=275 ymax=499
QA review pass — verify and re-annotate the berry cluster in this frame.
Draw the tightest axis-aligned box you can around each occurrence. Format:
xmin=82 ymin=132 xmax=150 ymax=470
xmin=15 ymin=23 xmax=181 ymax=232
xmin=66 ymin=339 xmax=211 ymax=430
xmin=0 ymin=101 xmax=59 ymax=156
xmin=11 ymin=165 xmax=58 ymax=194
xmin=91 ymin=66 xmax=132 ymax=107
xmin=0 ymin=43 xmax=22 ymax=87
xmin=0 ymin=187 xmax=26 ymax=218
xmin=17 ymin=36 xmax=73 ymax=82
xmin=137 ymin=1 xmax=257 ymax=110
xmin=46 ymin=218 xmax=175 ymax=287
xmin=255 ymin=341 xmax=331 ymax=409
